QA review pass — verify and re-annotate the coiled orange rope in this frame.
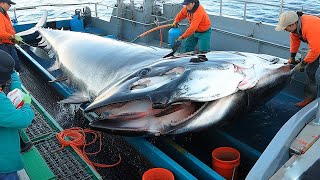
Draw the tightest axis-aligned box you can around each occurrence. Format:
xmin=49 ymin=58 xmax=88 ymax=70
xmin=56 ymin=127 xmax=121 ymax=172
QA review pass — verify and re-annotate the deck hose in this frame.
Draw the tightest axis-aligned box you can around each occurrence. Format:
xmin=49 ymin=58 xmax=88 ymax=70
xmin=56 ymin=127 xmax=121 ymax=172
xmin=131 ymin=24 xmax=173 ymax=43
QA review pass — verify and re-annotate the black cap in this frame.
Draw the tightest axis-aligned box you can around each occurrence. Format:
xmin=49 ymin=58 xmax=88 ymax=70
xmin=0 ymin=0 xmax=16 ymax=5
xmin=0 ymin=50 xmax=15 ymax=85
xmin=182 ymin=0 xmax=194 ymax=5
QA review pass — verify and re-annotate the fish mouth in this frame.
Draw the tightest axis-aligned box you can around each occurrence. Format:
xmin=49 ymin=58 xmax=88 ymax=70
xmin=88 ymin=99 xmax=208 ymax=136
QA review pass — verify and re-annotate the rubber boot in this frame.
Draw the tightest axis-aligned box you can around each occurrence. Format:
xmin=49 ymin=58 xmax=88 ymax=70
xmin=295 ymin=98 xmax=313 ymax=107
xmin=20 ymin=136 xmax=33 ymax=153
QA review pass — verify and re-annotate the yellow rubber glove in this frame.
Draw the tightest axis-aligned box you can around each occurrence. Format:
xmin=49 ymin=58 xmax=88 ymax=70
xmin=177 ymin=36 xmax=184 ymax=41
xmin=10 ymin=35 xmax=23 ymax=44
xmin=14 ymin=35 xmax=23 ymax=43
xmin=172 ymin=21 xmax=178 ymax=28
xmin=23 ymin=93 xmax=32 ymax=104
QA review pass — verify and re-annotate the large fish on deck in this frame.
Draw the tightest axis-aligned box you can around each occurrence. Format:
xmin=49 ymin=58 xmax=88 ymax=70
xmin=20 ymin=12 xmax=292 ymax=136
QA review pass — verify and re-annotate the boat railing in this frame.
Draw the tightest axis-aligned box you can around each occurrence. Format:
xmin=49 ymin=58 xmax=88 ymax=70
xmin=11 ymin=2 xmax=100 ymax=21
xmin=9 ymin=1 xmax=320 ymax=25
xmin=209 ymin=0 xmax=320 ymax=23
xmin=10 ymin=2 xmax=172 ymax=27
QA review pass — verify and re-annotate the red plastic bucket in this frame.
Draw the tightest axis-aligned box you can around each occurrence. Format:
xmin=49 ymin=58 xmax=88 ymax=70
xmin=142 ymin=168 xmax=174 ymax=180
xmin=212 ymin=147 xmax=240 ymax=180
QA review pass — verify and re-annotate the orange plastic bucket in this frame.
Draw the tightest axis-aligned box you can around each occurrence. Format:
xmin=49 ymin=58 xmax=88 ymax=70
xmin=142 ymin=168 xmax=174 ymax=180
xmin=212 ymin=147 xmax=240 ymax=180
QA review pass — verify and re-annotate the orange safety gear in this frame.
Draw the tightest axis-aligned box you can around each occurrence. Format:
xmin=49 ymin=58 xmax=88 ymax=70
xmin=0 ymin=9 xmax=16 ymax=44
xmin=290 ymin=15 xmax=320 ymax=63
xmin=174 ymin=5 xmax=211 ymax=39
xmin=295 ymin=98 xmax=313 ymax=107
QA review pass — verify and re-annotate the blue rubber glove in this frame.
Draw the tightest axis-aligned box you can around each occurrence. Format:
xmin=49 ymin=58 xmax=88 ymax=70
xmin=23 ymin=93 xmax=32 ymax=104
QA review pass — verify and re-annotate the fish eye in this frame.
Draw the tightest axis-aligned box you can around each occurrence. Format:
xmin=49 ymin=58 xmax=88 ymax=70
xmin=137 ymin=68 xmax=151 ymax=77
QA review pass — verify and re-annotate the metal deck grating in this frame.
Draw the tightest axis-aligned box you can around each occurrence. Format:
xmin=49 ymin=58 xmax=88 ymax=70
xmin=20 ymin=57 xmax=152 ymax=179
xmin=34 ymin=137 xmax=93 ymax=180
xmin=25 ymin=107 xmax=55 ymax=141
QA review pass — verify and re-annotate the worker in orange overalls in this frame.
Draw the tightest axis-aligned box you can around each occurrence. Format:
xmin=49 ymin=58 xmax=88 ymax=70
xmin=275 ymin=11 xmax=320 ymax=107
xmin=0 ymin=0 xmax=23 ymax=72
xmin=172 ymin=0 xmax=212 ymax=53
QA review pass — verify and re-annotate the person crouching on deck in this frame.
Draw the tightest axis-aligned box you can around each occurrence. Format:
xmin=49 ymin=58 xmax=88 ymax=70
xmin=0 ymin=50 xmax=34 ymax=180
xmin=275 ymin=11 xmax=320 ymax=107
xmin=172 ymin=0 xmax=212 ymax=53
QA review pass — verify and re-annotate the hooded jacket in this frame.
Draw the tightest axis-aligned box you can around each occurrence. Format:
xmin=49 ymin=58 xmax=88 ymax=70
xmin=174 ymin=4 xmax=211 ymax=39
xmin=290 ymin=15 xmax=320 ymax=63
xmin=0 ymin=72 xmax=34 ymax=173
xmin=0 ymin=7 xmax=15 ymax=44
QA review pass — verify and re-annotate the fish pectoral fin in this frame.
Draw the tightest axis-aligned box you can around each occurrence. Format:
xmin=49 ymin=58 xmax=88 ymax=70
xmin=58 ymin=92 xmax=90 ymax=104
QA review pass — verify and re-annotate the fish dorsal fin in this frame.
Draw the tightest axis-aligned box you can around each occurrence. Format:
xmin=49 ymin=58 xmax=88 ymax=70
xmin=58 ymin=92 xmax=90 ymax=104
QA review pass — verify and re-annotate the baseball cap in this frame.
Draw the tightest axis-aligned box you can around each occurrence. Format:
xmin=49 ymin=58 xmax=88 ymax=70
xmin=275 ymin=11 xmax=298 ymax=31
xmin=0 ymin=50 xmax=15 ymax=85
xmin=0 ymin=0 xmax=16 ymax=5
xmin=182 ymin=0 xmax=194 ymax=5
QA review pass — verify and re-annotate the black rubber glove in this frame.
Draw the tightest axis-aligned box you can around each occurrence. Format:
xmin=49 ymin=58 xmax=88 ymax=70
xmin=294 ymin=61 xmax=307 ymax=72
xmin=288 ymin=57 xmax=299 ymax=65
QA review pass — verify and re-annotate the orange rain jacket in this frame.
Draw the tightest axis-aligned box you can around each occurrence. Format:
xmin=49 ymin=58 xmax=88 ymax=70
xmin=174 ymin=5 xmax=211 ymax=39
xmin=290 ymin=15 xmax=320 ymax=63
xmin=0 ymin=9 xmax=15 ymax=44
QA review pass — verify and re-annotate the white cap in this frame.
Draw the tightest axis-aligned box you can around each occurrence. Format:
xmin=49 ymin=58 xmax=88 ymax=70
xmin=275 ymin=11 xmax=298 ymax=31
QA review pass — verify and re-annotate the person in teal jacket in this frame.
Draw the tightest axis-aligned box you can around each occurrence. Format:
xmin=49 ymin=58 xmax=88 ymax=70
xmin=0 ymin=50 xmax=34 ymax=180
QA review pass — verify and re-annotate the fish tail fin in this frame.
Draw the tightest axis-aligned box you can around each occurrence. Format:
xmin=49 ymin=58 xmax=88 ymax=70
xmin=16 ymin=10 xmax=48 ymax=36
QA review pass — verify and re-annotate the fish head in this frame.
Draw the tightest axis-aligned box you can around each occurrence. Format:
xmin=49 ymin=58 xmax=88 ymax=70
xmin=84 ymin=52 xmax=290 ymax=136
xmin=84 ymin=53 xmax=246 ymax=135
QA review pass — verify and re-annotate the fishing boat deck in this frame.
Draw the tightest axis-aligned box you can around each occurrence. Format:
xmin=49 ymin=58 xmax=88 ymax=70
xmin=19 ymin=55 xmax=154 ymax=180
xmin=17 ymin=24 xmax=303 ymax=179
xmin=19 ymin=91 xmax=101 ymax=179
xmin=10 ymin=1 xmax=319 ymax=179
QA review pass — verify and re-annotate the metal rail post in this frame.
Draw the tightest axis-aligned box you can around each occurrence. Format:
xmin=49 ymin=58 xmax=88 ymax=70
xmin=315 ymin=67 xmax=320 ymax=125
xmin=13 ymin=7 xmax=17 ymax=22
xmin=279 ymin=0 xmax=283 ymax=16
xmin=243 ymin=1 xmax=247 ymax=20
xmin=116 ymin=0 xmax=124 ymax=39
xmin=94 ymin=3 xmax=98 ymax=17
xmin=219 ymin=0 xmax=222 ymax=16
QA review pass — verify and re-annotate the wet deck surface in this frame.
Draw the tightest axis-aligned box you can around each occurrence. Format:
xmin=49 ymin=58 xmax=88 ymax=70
xmin=19 ymin=53 xmax=153 ymax=180
xmin=162 ymin=91 xmax=301 ymax=179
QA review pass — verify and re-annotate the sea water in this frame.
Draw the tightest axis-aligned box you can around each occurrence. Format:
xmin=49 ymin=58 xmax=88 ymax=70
xmin=8 ymin=0 xmax=320 ymax=24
